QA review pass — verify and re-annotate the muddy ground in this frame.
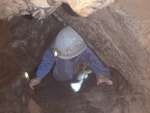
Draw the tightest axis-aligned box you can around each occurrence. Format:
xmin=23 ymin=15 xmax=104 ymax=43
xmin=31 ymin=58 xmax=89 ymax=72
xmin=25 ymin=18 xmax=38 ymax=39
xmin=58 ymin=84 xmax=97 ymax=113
xmin=0 ymin=15 xmax=130 ymax=113
xmin=0 ymin=68 xmax=129 ymax=113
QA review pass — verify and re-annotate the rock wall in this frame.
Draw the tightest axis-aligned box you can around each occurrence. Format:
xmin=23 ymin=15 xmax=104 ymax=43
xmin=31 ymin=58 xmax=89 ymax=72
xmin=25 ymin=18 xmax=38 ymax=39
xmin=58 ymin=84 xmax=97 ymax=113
xmin=0 ymin=0 xmax=114 ymax=20
xmin=55 ymin=0 xmax=150 ymax=112
xmin=0 ymin=16 xmax=64 ymax=88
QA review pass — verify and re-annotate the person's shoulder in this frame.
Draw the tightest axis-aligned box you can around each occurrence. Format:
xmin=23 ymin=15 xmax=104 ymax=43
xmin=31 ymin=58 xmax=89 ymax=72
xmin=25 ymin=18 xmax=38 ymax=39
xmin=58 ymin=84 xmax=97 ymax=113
xmin=79 ymin=47 xmax=92 ymax=57
xmin=83 ymin=47 xmax=93 ymax=54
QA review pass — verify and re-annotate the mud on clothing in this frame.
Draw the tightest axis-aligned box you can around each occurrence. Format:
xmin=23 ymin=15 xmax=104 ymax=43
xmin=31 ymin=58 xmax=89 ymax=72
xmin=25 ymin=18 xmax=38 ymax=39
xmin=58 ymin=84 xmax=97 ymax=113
xmin=36 ymin=47 xmax=110 ymax=81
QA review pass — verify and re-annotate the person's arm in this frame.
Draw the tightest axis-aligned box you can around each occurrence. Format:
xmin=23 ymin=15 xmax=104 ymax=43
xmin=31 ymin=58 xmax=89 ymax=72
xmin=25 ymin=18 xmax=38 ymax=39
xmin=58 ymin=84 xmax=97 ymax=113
xmin=82 ymin=48 xmax=110 ymax=76
xmin=36 ymin=47 xmax=55 ymax=79
xmin=30 ymin=47 xmax=55 ymax=89
xmin=81 ymin=48 xmax=112 ymax=85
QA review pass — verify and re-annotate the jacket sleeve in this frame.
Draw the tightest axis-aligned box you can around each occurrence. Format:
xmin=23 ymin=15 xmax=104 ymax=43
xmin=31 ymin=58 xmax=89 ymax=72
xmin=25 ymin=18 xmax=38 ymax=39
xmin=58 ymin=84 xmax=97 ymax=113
xmin=36 ymin=47 xmax=55 ymax=79
xmin=82 ymin=48 xmax=110 ymax=77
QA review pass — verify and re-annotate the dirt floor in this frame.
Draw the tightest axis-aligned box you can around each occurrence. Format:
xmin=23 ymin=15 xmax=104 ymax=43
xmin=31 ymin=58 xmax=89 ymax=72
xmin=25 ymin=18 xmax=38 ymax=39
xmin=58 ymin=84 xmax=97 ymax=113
xmin=33 ymin=68 xmax=128 ymax=113
xmin=0 ymin=68 xmax=129 ymax=113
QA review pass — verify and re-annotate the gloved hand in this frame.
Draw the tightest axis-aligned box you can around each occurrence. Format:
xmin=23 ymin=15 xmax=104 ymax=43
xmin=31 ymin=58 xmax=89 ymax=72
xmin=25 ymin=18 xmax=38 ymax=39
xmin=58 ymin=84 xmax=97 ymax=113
xmin=96 ymin=75 xmax=113 ymax=86
xmin=29 ymin=77 xmax=41 ymax=90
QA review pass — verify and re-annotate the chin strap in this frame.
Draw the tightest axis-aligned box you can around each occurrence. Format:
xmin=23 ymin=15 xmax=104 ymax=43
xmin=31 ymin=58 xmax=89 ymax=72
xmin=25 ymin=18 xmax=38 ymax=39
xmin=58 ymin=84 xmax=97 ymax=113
xmin=24 ymin=0 xmax=62 ymax=20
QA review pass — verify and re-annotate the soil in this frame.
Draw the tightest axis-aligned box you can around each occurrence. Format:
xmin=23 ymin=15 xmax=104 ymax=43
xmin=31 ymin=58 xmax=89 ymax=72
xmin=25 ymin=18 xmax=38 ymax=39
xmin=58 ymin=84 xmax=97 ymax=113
xmin=0 ymin=67 xmax=129 ymax=113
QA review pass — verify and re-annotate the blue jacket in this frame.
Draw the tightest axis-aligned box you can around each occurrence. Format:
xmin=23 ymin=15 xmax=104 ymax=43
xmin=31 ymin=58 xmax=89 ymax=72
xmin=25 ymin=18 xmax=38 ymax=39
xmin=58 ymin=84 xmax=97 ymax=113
xmin=36 ymin=47 xmax=110 ymax=81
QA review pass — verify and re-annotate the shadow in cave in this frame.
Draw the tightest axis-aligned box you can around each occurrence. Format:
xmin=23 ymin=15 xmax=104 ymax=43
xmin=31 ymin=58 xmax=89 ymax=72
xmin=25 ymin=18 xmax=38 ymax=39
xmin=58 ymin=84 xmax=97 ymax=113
xmin=28 ymin=67 xmax=130 ymax=113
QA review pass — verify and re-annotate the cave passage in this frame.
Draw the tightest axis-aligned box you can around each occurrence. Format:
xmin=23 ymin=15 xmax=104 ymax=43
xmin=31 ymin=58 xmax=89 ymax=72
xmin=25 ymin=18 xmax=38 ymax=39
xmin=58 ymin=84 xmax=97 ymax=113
xmin=0 ymin=15 xmax=130 ymax=113
xmin=1 ymin=0 xmax=150 ymax=113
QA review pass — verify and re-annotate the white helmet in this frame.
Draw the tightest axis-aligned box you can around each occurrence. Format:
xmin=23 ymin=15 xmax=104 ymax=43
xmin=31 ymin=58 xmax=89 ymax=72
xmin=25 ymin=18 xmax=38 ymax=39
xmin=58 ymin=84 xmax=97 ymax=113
xmin=53 ymin=26 xmax=87 ymax=59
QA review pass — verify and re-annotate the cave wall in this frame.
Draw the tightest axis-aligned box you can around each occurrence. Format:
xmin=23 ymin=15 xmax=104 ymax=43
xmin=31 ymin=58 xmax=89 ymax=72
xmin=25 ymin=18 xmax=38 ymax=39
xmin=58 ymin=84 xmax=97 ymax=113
xmin=0 ymin=16 xmax=64 ymax=88
xmin=56 ymin=0 xmax=150 ymax=112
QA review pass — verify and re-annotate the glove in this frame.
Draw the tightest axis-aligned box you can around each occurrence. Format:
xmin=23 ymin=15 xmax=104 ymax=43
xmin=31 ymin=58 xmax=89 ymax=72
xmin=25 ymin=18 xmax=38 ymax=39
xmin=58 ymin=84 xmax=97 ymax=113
xmin=96 ymin=75 xmax=113 ymax=86
xmin=29 ymin=77 xmax=41 ymax=90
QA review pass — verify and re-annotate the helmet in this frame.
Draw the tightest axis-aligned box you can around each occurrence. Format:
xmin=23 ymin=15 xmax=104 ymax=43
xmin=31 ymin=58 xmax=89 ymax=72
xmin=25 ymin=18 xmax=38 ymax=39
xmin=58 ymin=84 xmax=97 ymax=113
xmin=53 ymin=26 xmax=87 ymax=59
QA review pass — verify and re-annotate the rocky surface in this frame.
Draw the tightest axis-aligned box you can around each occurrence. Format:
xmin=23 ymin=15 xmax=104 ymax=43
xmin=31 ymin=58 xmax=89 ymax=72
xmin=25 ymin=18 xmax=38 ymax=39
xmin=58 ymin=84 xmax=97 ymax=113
xmin=0 ymin=15 xmax=64 ymax=113
xmin=0 ymin=15 xmax=64 ymax=88
xmin=0 ymin=0 xmax=114 ymax=20
xmin=55 ymin=0 xmax=150 ymax=112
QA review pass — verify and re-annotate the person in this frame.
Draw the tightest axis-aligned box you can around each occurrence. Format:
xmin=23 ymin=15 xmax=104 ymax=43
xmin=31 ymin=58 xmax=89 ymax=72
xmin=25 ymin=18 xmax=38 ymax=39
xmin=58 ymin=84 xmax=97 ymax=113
xmin=29 ymin=26 xmax=113 ymax=92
